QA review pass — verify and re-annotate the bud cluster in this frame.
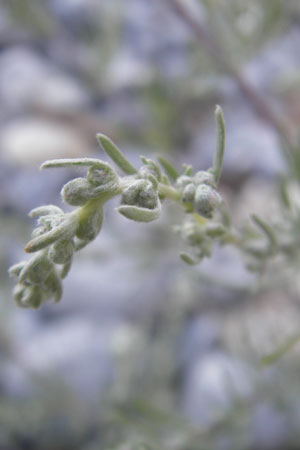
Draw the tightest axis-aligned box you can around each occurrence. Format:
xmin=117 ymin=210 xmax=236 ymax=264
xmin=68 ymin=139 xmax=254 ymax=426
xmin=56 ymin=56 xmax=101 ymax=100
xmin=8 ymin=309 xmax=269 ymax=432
xmin=9 ymin=106 xmax=230 ymax=308
xmin=9 ymin=160 xmax=121 ymax=307
xmin=118 ymin=157 xmax=162 ymax=223
xmin=176 ymin=170 xmax=222 ymax=218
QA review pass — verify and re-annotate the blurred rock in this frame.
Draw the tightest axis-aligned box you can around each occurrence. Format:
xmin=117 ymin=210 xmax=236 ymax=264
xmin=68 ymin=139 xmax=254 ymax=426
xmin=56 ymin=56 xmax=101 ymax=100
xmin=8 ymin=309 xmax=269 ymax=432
xmin=246 ymin=26 xmax=300 ymax=90
xmin=183 ymin=351 xmax=254 ymax=426
xmin=0 ymin=164 xmax=67 ymax=214
xmin=12 ymin=314 xmax=144 ymax=401
xmin=179 ymin=316 xmax=221 ymax=369
xmin=251 ymin=404 xmax=288 ymax=450
xmin=106 ymin=50 xmax=153 ymax=90
xmin=0 ymin=47 xmax=90 ymax=114
xmin=0 ymin=118 xmax=90 ymax=165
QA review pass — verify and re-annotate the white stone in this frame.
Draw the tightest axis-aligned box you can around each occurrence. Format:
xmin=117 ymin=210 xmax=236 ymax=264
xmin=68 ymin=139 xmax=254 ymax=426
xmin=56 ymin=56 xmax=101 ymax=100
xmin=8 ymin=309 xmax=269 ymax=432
xmin=0 ymin=118 xmax=89 ymax=166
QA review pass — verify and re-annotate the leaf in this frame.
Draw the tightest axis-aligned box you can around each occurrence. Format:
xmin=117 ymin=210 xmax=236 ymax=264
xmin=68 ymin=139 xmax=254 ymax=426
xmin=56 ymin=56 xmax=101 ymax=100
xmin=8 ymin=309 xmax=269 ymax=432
xmin=117 ymin=201 xmax=161 ymax=223
xmin=97 ymin=134 xmax=137 ymax=175
xmin=157 ymin=155 xmax=179 ymax=181
xmin=180 ymin=252 xmax=198 ymax=265
xmin=211 ymin=105 xmax=225 ymax=185
xmin=25 ymin=217 xmax=76 ymax=253
xmin=41 ymin=158 xmax=110 ymax=169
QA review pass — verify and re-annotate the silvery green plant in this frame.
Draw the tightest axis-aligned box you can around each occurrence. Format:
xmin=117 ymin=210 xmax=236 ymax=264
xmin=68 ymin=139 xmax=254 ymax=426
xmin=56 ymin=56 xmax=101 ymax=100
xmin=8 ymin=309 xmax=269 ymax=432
xmin=9 ymin=106 xmax=291 ymax=308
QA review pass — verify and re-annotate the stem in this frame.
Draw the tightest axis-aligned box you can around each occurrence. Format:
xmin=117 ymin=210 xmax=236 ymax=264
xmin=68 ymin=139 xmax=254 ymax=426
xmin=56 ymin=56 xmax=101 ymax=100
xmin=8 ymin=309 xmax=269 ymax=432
xmin=76 ymin=189 xmax=121 ymax=223
xmin=158 ymin=183 xmax=181 ymax=202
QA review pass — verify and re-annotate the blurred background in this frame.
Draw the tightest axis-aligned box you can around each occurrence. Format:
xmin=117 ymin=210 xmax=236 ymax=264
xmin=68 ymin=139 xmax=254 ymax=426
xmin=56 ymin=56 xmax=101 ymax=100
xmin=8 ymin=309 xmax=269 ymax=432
xmin=1 ymin=0 xmax=300 ymax=449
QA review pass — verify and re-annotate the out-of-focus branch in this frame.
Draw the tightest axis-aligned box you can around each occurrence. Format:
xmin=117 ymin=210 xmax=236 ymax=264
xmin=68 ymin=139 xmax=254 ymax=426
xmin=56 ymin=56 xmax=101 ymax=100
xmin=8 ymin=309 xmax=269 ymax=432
xmin=167 ymin=0 xmax=294 ymax=152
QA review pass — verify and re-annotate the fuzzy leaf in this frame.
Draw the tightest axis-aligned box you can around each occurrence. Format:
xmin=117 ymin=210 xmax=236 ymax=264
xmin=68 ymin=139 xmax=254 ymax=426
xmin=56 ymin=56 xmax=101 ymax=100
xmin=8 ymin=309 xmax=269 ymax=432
xmin=118 ymin=201 xmax=161 ymax=223
xmin=180 ymin=252 xmax=198 ymax=265
xmin=157 ymin=155 xmax=179 ymax=181
xmin=25 ymin=217 xmax=76 ymax=253
xmin=97 ymin=134 xmax=137 ymax=175
xmin=211 ymin=105 xmax=225 ymax=185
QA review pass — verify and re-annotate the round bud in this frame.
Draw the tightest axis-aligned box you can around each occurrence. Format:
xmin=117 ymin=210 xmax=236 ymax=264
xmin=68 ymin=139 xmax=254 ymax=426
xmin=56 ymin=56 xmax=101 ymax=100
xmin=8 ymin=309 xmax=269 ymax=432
xmin=181 ymin=183 xmax=196 ymax=203
xmin=193 ymin=171 xmax=215 ymax=187
xmin=137 ymin=184 xmax=157 ymax=209
xmin=121 ymin=182 xmax=141 ymax=205
xmin=87 ymin=167 xmax=114 ymax=187
xmin=175 ymin=175 xmax=193 ymax=190
xmin=121 ymin=180 xmax=157 ymax=210
xmin=48 ymin=238 xmax=75 ymax=264
xmin=194 ymin=184 xmax=221 ymax=218
xmin=61 ymin=178 xmax=92 ymax=206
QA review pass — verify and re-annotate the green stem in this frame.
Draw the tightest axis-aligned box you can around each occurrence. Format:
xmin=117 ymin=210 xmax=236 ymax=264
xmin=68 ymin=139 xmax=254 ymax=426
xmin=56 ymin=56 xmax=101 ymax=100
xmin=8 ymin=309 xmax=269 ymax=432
xmin=158 ymin=183 xmax=181 ymax=202
xmin=75 ymin=188 xmax=122 ymax=222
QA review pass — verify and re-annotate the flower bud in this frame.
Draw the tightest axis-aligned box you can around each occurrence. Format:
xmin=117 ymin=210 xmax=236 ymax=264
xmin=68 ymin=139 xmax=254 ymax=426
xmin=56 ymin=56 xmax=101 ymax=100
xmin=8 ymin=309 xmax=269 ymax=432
xmin=193 ymin=171 xmax=215 ymax=187
xmin=87 ymin=167 xmax=116 ymax=187
xmin=181 ymin=183 xmax=196 ymax=203
xmin=175 ymin=175 xmax=193 ymax=190
xmin=137 ymin=185 xmax=157 ymax=209
xmin=121 ymin=180 xmax=158 ymax=209
xmin=48 ymin=238 xmax=75 ymax=264
xmin=61 ymin=178 xmax=93 ymax=206
xmin=194 ymin=184 xmax=221 ymax=218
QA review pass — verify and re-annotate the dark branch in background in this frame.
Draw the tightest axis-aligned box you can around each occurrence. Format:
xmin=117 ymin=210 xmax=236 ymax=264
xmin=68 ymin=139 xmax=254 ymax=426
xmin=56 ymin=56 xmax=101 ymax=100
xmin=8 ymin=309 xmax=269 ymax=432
xmin=167 ymin=0 xmax=295 ymax=156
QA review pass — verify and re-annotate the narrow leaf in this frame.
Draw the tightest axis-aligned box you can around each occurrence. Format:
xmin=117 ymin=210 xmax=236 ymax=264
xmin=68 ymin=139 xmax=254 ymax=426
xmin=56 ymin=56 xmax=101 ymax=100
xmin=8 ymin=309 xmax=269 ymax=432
xmin=211 ymin=105 xmax=225 ymax=185
xmin=157 ymin=155 xmax=179 ymax=181
xmin=25 ymin=218 xmax=76 ymax=253
xmin=41 ymin=158 xmax=110 ymax=170
xmin=180 ymin=252 xmax=198 ymax=265
xmin=97 ymin=134 xmax=137 ymax=175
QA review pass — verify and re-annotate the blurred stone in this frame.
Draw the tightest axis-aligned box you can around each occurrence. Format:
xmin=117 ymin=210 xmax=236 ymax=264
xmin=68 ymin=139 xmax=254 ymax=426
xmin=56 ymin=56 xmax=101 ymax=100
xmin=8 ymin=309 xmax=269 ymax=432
xmin=223 ymin=292 xmax=300 ymax=360
xmin=0 ymin=47 xmax=90 ymax=114
xmin=0 ymin=165 xmax=67 ymax=214
xmin=13 ymin=314 xmax=144 ymax=400
xmin=245 ymin=26 xmax=300 ymax=90
xmin=179 ymin=316 xmax=221 ymax=369
xmin=251 ymin=404 xmax=288 ymax=449
xmin=233 ymin=176 xmax=281 ymax=225
xmin=183 ymin=351 xmax=254 ymax=426
xmin=0 ymin=118 xmax=89 ymax=166
xmin=106 ymin=51 xmax=153 ymax=90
